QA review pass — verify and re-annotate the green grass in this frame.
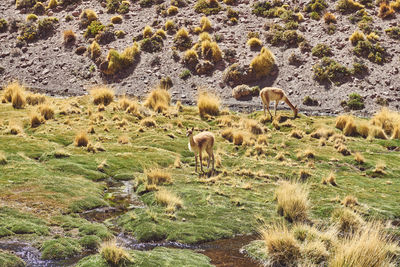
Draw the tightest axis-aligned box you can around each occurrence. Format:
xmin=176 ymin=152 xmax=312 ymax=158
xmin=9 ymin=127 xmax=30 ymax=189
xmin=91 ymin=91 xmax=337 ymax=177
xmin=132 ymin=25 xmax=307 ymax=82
xmin=0 ymin=94 xmax=399 ymax=263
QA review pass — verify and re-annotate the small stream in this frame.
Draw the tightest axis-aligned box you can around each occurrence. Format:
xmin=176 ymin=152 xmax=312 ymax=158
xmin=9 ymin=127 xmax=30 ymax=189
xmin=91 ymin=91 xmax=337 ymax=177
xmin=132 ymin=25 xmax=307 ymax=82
xmin=0 ymin=179 xmax=261 ymax=267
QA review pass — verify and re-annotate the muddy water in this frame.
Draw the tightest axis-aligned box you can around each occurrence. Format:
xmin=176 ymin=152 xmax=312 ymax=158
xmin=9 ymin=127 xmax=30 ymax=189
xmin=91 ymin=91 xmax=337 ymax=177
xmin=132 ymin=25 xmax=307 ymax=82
xmin=0 ymin=179 xmax=261 ymax=267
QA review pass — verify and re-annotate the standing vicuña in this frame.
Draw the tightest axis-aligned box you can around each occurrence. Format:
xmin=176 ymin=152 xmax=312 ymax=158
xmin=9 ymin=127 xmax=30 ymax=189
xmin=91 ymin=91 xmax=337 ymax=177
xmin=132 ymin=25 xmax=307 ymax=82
xmin=260 ymin=87 xmax=298 ymax=118
xmin=186 ymin=127 xmax=215 ymax=173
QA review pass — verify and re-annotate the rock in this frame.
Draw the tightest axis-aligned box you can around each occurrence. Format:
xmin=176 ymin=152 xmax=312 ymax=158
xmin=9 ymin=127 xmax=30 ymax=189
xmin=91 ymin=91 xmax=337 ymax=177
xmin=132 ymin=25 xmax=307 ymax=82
xmin=232 ymin=84 xmax=253 ymax=100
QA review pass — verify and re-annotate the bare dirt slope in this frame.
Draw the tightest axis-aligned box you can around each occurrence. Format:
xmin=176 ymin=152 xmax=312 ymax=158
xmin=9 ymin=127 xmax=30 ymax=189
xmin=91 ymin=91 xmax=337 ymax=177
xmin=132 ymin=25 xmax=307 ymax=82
xmin=0 ymin=0 xmax=399 ymax=115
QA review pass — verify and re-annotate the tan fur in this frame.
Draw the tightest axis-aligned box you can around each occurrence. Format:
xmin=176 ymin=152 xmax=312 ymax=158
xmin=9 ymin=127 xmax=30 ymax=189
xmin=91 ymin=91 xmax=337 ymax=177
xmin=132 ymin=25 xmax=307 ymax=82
xmin=260 ymin=87 xmax=298 ymax=118
xmin=187 ymin=128 xmax=215 ymax=172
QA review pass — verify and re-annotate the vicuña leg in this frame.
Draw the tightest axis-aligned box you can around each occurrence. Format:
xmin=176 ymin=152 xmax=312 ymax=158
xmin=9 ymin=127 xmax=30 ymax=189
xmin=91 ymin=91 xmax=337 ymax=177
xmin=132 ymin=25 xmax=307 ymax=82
xmin=199 ymin=150 xmax=203 ymax=172
xmin=274 ymin=100 xmax=279 ymax=116
xmin=195 ymin=154 xmax=198 ymax=172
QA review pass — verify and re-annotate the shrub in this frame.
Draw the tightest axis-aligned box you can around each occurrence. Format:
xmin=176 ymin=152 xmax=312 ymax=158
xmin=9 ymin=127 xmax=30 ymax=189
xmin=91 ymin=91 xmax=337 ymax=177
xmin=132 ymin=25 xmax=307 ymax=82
xmin=349 ymin=30 xmax=365 ymax=45
xmin=337 ymin=0 xmax=364 ymax=13
xmin=260 ymin=224 xmax=301 ymax=266
xmin=143 ymin=25 xmax=153 ymax=38
xmin=140 ymin=35 xmax=164 ymax=53
xmin=379 ymin=2 xmax=395 ymax=18
xmin=90 ymin=86 xmax=114 ymax=106
xmin=313 ymin=57 xmax=351 ymax=85
xmin=179 ymin=69 xmax=192 ymax=80
xmin=247 ymin=37 xmax=262 ymax=49
xmin=311 ymin=43 xmax=332 ymax=58
xmin=144 ymin=87 xmax=170 ymax=112
xmin=111 ymin=15 xmax=123 ymax=24
xmin=47 ymin=0 xmax=58 ymax=9
xmin=197 ymin=91 xmax=220 ymax=117
xmin=323 ymin=12 xmax=337 ymax=23
xmin=249 ymin=47 xmax=276 ymax=79
xmin=155 ymin=189 xmax=183 ymax=212
xmin=200 ymin=16 xmax=212 ymax=32
xmin=330 ymin=222 xmax=398 ymax=267
xmin=84 ymin=21 xmax=105 ymax=38
xmin=164 ymin=20 xmax=175 ymax=32
xmin=0 ymin=19 xmax=7 ymax=33
xmin=275 ymin=180 xmax=309 ymax=222
xmin=194 ymin=0 xmax=222 ymax=15
xmin=100 ymin=241 xmax=133 ymax=266
xmin=103 ymin=43 xmax=140 ymax=75
xmin=303 ymin=96 xmax=318 ymax=106
xmin=344 ymin=93 xmax=365 ymax=110
xmin=16 ymin=0 xmax=36 ymax=9
xmin=38 ymin=104 xmax=54 ymax=120
xmin=75 ymin=132 xmax=89 ymax=147
xmin=385 ymin=27 xmax=400 ymax=39
xmin=183 ymin=49 xmax=199 ymax=66
xmin=146 ymin=168 xmax=172 ymax=185
xmin=174 ymin=28 xmax=192 ymax=50
xmin=304 ymin=0 xmax=328 ymax=17
xmin=33 ymin=2 xmax=46 ymax=14
xmin=80 ymin=9 xmax=98 ymax=28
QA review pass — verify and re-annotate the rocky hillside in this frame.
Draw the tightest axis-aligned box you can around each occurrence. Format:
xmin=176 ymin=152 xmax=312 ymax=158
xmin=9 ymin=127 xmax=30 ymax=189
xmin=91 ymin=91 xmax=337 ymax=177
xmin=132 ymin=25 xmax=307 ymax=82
xmin=0 ymin=0 xmax=400 ymax=115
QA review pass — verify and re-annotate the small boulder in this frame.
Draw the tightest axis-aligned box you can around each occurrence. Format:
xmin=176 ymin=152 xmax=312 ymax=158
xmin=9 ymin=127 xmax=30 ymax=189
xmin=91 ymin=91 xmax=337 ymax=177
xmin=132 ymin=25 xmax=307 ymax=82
xmin=232 ymin=84 xmax=253 ymax=100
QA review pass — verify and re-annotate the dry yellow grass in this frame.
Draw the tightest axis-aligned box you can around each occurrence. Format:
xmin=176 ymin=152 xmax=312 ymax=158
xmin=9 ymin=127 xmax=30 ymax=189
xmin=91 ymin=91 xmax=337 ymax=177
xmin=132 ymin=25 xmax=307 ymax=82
xmin=90 ymin=86 xmax=114 ymax=106
xmin=310 ymin=127 xmax=334 ymax=139
xmin=330 ymin=222 xmax=398 ymax=267
xmin=183 ymin=49 xmax=199 ymax=65
xmin=100 ymin=241 xmax=133 ymax=266
xmin=146 ymin=168 xmax=172 ymax=185
xmin=74 ymin=132 xmax=89 ymax=147
xmin=331 ymin=208 xmax=364 ymax=234
xmin=199 ymin=32 xmax=211 ymax=42
xmin=337 ymin=144 xmax=351 ymax=156
xmin=111 ymin=15 xmax=123 ymax=24
xmin=357 ymin=121 xmax=370 ymax=138
xmin=250 ymin=47 xmax=275 ymax=78
xmin=0 ymin=151 xmax=7 ymax=165
xmin=8 ymin=122 xmax=23 ymax=135
xmin=342 ymin=195 xmax=358 ymax=207
xmin=167 ymin=5 xmax=179 ymax=15
xmin=118 ymin=135 xmax=129 ymax=144
xmin=221 ymin=128 xmax=234 ymax=142
xmin=371 ymin=108 xmax=400 ymax=137
xmin=11 ymin=90 xmax=26 ymax=109
xmin=144 ymin=88 xmax=170 ymax=113
xmin=257 ymin=135 xmax=268 ymax=145
xmin=30 ymin=112 xmax=44 ymax=128
xmin=200 ymin=16 xmax=212 ymax=32
xmin=89 ymin=41 xmax=101 ymax=59
xmin=140 ymin=117 xmax=157 ymax=127
xmin=26 ymin=93 xmax=46 ymax=105
xmin=38 ymin=104 xmax=54 ymax=120
xmin=174 ymin=156 xmax=181 ymax=168
xmin=233 ymin=131 xmax=245 ymax=145
xmin=275 ymin=180 xmax=309 ymax=222
xmin=302 ymin=240 xmax=329 ymax=265
xmin=63 ymin=30 xmax=76 ymax=44
xmin=373 ymin=161 xmax=386 ymax=174
xmin=260 ymin=224 xmax=301 ymax=266
xmin=343 ymin=118 xmax=357 ymax=137
xmin=379 ymin=2 xmax=395 ymax=18
xmin=322 ymin=171 xmax=337 ymax=186
xmin=290 ymin=129 xmax=303 ymax=139
xmin=354 ymin=152 xmax=365 ymax=164
xmin=369 ymin=126 xmax=388 ymax=139
xmin=244 ymin=119 xmax=263 ymax=135
xmin=3 ymin=82 xmax=24 ymax=102
xmin=201 ymin=40 xmax=222 ymax=62
xmin=198 ymin=91 xmax=220 ymax=117
xmin=143 ymin=25 xmax=153 ymax=38
xmin=155 ymin=189 xmax=183 ymax=212
xmin=164 ymin=20 xmax=175 ymax=31
xmin=247 ymin=37 xmax=262 ymax=48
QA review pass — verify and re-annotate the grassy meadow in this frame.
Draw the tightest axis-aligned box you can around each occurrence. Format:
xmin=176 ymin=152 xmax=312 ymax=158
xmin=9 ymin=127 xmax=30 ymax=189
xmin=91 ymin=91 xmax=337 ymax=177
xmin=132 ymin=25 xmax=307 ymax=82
xmin=0 ymin=82 xmax=399 ymax=266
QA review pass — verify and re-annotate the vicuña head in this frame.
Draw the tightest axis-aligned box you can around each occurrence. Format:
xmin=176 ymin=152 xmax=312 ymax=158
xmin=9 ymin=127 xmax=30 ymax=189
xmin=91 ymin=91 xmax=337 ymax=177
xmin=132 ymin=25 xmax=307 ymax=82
xmin=186 ymin=127 xmax=215 ymax=173
xmin=260 ymin=87 xmax=298 ymax=119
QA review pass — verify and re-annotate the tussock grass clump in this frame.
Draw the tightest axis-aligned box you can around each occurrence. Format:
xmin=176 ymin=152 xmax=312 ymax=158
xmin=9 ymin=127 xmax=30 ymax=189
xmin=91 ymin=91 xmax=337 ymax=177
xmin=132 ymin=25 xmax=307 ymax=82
xmin=140 ymin=117 xmax=157 ymax=127
xmin=63 ymin=30 xmax=76 ymax=44
xmin=111 ymin=15 xmax=123 ymax=24
xmin=144 ymin=88 xmax=170 ymax=113
xmin=371 ymin=108 xmax=400 ymax=137
xmin=38 ymin=104 xmax=54 ymax=120
xmin=183 ymin=49 xmax=199 ymax=66
xmin=11 ymin=90 xmax=26 ymax=109
xmin=247 ymin=37 xmax=262 ymax=49
xmin=79 ymin=9 xmax=98 ymax=27
xmin=174 ymin=156 xmax=181 ymax=168
xmin=146 ymin=168 xmax=172 ymax=185
xmin=200 ymin=40 xmax=222 ymax=62
xmin=90 ymin=86 xmax=114 ymax=106
xmin=244 ymin=119 xmax=263 ymax=135
xmin=118 ymin=135 xmax=129 ymax=144
xmin=74 ymin=132 xmax=89 ymax=147
xmin=199 ymin=32 xmax=211 ymax=42
xmin=103 ymin=43 xmax=140 ymax=75
xmin=337 ymin=0 xmax=364 ymax=13
xmin=26 ymin=93 xmax=46 ymax=106
xmin=357 ymin=121 xmax=370 ymax=138
xmin=164 ymin=20 xmax=175 ymax=32
xmin=310 ymin=127 xmax=334 ymax=139
xmin=302 ymin=240 xmax=329 ymax=264
xmin=100 ymin=241 xmax=133 ymax=266
xmin=373 ymin=161 xmax=386 ymax=175
xmin=89 ymin=41 xmax=101 ymax=60
xmin=342 ymin=195 xmax=358 ymax=207
xmin=198 ymin=91 xmax=220 ymax=117
xmin=143 ymin=25 xmax=153 ymax=38
xmin=249 ymin=47 xmax=276 ymax=79
xmin=330 ymin=222 xmax=398 ymax=267
xmin=290 ymin=129 xmax=303 ymax=139
xmin=257 ymin=135 xmax=268 ymax=145
xmin=174 ymin=28 xmax=192 ymax=51
xmin=0 ymin=151 xmax=7 ymax=165
xmin=221 ymin=128 xmax=234 ymax=142
xmin=336 ymin=115 xmax=357 ymax=136
xmin=260 ymin=224 xmax=301 ymax=266
xmin=3 ymin=81 xmax=26 ymax=106
xmin=167 ymin=5 xmax=179 ymax=15
xmin=354 ymin=152 xmax=365 ymax=164
xmin=331 ymin=208 xmax=364 ymax=234
xmin=8 ymin=122 xmax=23 ymax=135
xmin=275 ymin=180 xmax=309 ymax=222
xmin=30 ymin=112 xmax=45 ymax=128
xmin=233 ymin=131 xmax=244 ymax=145
xmin=155 ymin=189 xmax=183 ymax=212
xmin=200 ymin=16 xmax=212 ymax=32
xmin=322 ymin=171 xmax=337 ymax=186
